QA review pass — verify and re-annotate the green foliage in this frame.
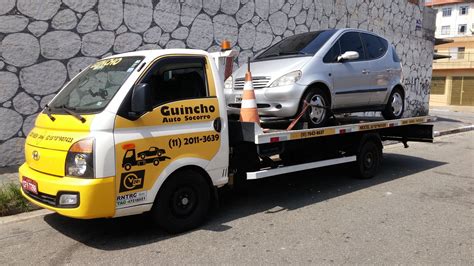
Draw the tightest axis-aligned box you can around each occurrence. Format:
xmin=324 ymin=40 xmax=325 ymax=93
xmin=0 ymin=183 xmax=38 ymax=216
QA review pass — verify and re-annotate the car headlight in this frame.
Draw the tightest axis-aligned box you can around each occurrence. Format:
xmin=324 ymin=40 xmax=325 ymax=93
xmin=224 ymin=75 xmax=233 ymax=89
xmin=269 ymin=71 xmax=302 ymax=87
xmin=66 ymin=138 xmax=94 ymax=178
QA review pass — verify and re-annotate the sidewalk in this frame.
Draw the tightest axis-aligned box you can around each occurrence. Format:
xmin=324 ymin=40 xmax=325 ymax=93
xmin=1 ymin=106 xmax=473 ymax=187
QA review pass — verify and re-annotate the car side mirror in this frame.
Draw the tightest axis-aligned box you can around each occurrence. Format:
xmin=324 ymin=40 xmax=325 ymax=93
xmin=130 ymin=83 xmax=153 ymax=115
xmin=337 ymin=51 xmax=359 ymax=62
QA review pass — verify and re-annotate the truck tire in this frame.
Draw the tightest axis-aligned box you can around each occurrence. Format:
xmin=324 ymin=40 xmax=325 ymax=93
xmin=382 ymin=87 xmax=404 ymax=119
xmin=300 ymin=87 xmax=330 ymax=128
xmin=151 ymin=169 xmax=211 ymax=233
xmin=355 ymin=139 xmax=382 ymax=179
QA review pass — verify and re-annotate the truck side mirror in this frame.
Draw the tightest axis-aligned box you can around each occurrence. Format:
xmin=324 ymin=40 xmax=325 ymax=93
xmin=131 ymin=83 xmax=153 ymax=115
xmin=337 ymin=51 xmax=359 ymax=62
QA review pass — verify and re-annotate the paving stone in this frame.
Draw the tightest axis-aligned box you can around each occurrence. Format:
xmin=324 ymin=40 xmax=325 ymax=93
xmin=253 ymin=21 xmax=272 ymax=51
xmin=143 ymin=26 xmax=162 ymax=43
xmin=269 ymin=11 xmax=288 ymax=35
xmin=288 ymin=0 xmax=303 ymax=17
xmin=113 ymin=32 xmax=143 ymax=53
xmin=255 ymin=0 xmax=270 ymax=20
xmin=0 ymin=71 xmax=18 ymax=103
xmin=213 ymin=14 xmax=238 ymax=46
xmin=295 ymin=10 xmax=306 ymax=24
xmin=20 ymin=60 xmax=67 ymax=96
xmin=98 ymin=0 xmax=123 ymax=30
xmin=0 ymin=0 xmax=15 ymax=15
xmin=236 ymin=1 xmax=255 ymax=25
xmin=63 ymin=0 xmax=97 ymax=13
xmin=154 ymin=0 xmax=180 ymax=32
xmin=137 ymin=44 xmax=161 ymax=51
xmin=166 ymin=40 xmax=186 ymax=49
xmin=52 ymin=9 xmax=77 ymax=30
xmin=221 ymin=0 xmax=240 ymax=15
xmin=203 ymin=0 xmax=219 ymax=16
xmin=158 ymin=33 xmax=170 ymax=46
xmin=0 ymin=137 xmax=25 ymax=167
xmin=17 ymin=0 xmax=60 ymax=20
xmin=27 ymin=21 xmax=48 ymax=37
xmin=40 ymin=31 xmax=81 ymax=59
xmin=13 ymin=92 xmax=38 ymax=115
xmin=81 ymin=31 xmax=115 ymax=56
xmin=22 ymin=114 xmax=38 ymax=137
xmin=124 ymin=0 xmax=153 ymax=33
xmin=0 ymin=15 xmax=29 ymax=33
xmin=187 ymin=13 xmax=213 ymax=49
xmin=115 ymin=25 xmax=128 ymax=35
xmin=270 ymin=0 xmax=285 ymax=14
xmin=77 ymin=11 xmax=99 ymax=34
xmin=0 ymin=108 xmax=22 ymax=141
xmin=1 ymin=33 xmax=40 ymax=67
xmin=181 ymin=0 xmax=202 ymax=26
xmin=171 ymin=27 xmax=189 ymax=40
xmin=238 ymin=22 xmax=256 ymax=50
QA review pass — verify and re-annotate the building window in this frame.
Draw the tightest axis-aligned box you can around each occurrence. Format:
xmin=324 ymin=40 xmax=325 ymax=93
xmin=441 ymin=26 xmax=450 ymax=35
xmin=459 ymin=6 xmax=469 ymax=15
xmin=431 ymin=77 xmax=446 ymax=95
xmin=458 ymin=24 xmax=467 ymax=34
xmin=442 ymin=7 xmax=452 ymax=17
xmin=458 ymin=47 xmax=465 ymax=59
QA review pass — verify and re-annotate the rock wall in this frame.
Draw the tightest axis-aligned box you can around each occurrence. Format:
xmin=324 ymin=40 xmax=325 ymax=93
xmin=0 ymin=0 xmax=435 ymax=167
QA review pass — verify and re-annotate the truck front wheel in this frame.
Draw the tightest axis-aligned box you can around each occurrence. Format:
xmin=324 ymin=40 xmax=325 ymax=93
xmin=151 ymin=169 xmax=211 ymax=233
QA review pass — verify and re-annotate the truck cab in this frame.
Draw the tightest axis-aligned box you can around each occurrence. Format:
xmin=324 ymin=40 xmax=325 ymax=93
xmin=20 ymin=49 xmax=230 ymax=229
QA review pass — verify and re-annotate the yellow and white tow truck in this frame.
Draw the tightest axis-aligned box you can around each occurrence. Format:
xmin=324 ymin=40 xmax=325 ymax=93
xmin=19 ymin=48 xmax=435 ymax=233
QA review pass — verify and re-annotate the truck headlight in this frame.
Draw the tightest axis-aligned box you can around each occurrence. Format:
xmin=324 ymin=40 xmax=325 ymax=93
xmin=66 ymin=138 xmax=94 ymax=178
xmin=269 ymin=71 xmax=302 ymax=87
xmin=224 ymin=75 xmax=233 ymax=89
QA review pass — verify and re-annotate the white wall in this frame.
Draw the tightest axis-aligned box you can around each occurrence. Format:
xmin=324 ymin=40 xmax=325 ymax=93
xmin=434 ymin=2 xmax=474 ymax=37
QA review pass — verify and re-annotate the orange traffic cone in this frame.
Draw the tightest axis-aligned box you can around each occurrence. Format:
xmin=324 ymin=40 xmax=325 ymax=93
xmin=240 ymin=58 xmax=260 ymax=125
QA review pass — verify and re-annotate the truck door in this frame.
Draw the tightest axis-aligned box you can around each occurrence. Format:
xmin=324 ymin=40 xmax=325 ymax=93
xmin=112 ymin=55 xmax=228 ymax=213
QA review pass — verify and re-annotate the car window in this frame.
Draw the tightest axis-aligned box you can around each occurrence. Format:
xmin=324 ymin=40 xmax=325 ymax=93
xmin=255 ymin=30 xmax=337 ymax=60
xmin=141 ymin=56 xmax=209 ymax=107
xmin=361 ymin=33 xmax=388 ymax=59
xmin=339 ymin=32 xmax=366 ymax=61
xmin=323 ymin=41 xmax=341 ymax=63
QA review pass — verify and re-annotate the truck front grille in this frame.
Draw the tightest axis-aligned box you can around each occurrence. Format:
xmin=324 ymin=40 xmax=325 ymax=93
xmin=233 ymin=76 xmax=271 ymax=90
xmin=23 ymin=188 xmax=56 ymax=207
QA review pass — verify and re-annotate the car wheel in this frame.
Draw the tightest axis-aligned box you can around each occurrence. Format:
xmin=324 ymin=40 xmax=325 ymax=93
xmin=140 ymin=154 xmax=146 ymax=159
xmin=301 ymin=88 xmax=330 ymax=128
xmin=382 ymin=87 xmax=404 ymax=119
xmin=151 ymin=169 xmax=211 ymax=234
xmin=354 ymin=139 xmax=382 ymax=179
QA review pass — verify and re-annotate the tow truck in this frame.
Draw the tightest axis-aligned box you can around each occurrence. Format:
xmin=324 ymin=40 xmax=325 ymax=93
xmin=19 ymin=47 xmax=435 ymax=233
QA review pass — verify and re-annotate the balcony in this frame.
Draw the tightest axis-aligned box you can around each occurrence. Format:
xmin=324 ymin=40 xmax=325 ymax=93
xmin=433 ymin=52 xmax=474 ymax=69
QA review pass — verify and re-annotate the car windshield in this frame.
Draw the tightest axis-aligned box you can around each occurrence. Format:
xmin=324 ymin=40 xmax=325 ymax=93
xmin=49 ymin=56 xmax=144 ymax=113
xmin=255 ymin=29 xmax=338 ymax=60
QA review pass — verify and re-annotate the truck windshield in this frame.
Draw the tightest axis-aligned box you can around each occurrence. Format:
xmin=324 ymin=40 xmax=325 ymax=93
xmin=255 ymin=30 xmax=337 ymax=60
xmin=49 ymin=56 xmax=144 ymax=113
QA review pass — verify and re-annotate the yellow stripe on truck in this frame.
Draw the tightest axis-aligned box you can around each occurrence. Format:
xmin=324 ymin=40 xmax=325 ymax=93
xmin=19 ymin=163 xmax=115 ymax=219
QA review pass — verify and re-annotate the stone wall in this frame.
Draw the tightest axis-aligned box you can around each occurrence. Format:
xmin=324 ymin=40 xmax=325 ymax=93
xmin=0 ymin=0 xmax=435 ymax=167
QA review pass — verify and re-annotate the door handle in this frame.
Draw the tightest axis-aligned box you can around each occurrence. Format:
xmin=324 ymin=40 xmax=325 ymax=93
xmin=362 ymin=69 xmax=370 ymax=74
xmin=386 ymin=69 xmax=392 ymax=72
xmin=213 ymin=117 xmax=222 ymax=132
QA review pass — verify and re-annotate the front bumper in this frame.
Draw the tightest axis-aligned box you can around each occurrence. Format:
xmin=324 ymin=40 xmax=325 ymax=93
xmin=19 ymin=163 xmax=115 ymax=219
xmin=225 ymin=83 xmax=306 ymax=118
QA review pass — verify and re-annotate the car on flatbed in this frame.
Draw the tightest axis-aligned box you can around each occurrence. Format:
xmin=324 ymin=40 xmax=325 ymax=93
xmin=225 ymin=28 xmax=405 ymax=127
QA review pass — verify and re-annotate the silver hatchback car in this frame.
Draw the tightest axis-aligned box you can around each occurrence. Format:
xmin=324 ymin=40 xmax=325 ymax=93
xmin=225 ymin=28 xmax=405 ymax=127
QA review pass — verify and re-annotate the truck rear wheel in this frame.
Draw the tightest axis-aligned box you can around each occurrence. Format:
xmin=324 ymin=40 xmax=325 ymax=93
xmin=151 ymin=169 xmax=211 ymax=233
xmin=355 ymin=138 xmax=382 ymax=179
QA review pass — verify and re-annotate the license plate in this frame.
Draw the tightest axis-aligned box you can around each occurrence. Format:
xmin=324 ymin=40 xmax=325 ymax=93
xmin=235 ymin=96 xmax=242 ymax=103
xmin=21 ymin=176 xmax=38 ymax=195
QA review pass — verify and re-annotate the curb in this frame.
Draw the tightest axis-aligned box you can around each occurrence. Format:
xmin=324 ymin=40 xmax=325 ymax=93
xmin=433 ymin=125 xmax=474 ymax=137
xmin=0 ymin=209 xmax=53 ymax=225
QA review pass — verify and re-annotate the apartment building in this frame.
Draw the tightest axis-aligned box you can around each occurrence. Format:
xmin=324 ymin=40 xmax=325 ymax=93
xmin=426 ymin=0 xmax=474 ymax=106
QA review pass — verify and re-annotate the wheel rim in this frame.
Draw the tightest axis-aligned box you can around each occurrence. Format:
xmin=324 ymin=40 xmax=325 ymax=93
xmin=171 ymin=186 xmax=197 ymax=218
xmin=363 ymin=151 xmax=374 ymax=170
xmin=308 ymin=94 xmax=326 ymax=124
xmin=391 ymin=92 xmax=403 ymax=117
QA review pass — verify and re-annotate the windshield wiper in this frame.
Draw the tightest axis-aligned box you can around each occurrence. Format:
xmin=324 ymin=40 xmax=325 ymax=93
xmin=43 ymin=104 xmax=56 ymax=121
xmin=59 ymin=105 xmax=86 ymax=123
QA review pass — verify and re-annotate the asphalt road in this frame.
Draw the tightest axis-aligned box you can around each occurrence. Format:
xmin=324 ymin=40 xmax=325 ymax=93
xmin=0 ymin=132 xmax=472 ymax=264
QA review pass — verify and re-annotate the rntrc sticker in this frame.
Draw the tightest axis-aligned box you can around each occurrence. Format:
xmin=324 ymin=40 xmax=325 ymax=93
xmin=119 ymin=170 xmax=145 ymax=193
xmin=116 ymin=191 xmax=147 ymax=207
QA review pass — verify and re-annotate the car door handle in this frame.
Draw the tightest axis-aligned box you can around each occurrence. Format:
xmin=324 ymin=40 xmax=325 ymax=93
xmin=362 ymin=69 xmax=370 ymax=74
xmin=386 ymin=69 xmax=393 ymax=72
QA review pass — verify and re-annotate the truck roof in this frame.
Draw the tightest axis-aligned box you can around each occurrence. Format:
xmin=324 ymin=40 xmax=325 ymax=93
xmin=103 ymin=48 xmax=211 ymax=60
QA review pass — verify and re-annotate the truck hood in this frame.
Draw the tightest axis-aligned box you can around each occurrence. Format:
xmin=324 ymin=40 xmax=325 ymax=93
xmin=231 ymin=56 xmax=312 ymax=81
xmin=25 ymin=113 xmax=94 ymax=176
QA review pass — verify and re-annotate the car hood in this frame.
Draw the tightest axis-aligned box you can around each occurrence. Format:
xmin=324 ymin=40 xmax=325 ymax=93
xmin=232 ymin=56 xmax=312 ymax=81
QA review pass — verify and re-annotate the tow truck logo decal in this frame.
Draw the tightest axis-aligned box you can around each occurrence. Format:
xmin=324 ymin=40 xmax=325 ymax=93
xmin=119 ymin=170 xmax=145 ymax=193
xmin=121 ymin=144 xmax=171 ymax=171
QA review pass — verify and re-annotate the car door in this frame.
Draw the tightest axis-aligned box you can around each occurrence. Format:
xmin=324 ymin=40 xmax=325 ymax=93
xmin=112 ymin=55 xmax=227 ymax=212
xmin=328 ymin=32 xmax=373 ymax=109
xmin=360 ymin=33 xmax=390 ymax=105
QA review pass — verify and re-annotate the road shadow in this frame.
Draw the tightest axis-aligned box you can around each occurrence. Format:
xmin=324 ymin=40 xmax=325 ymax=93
xmin=44 ymin=152 xmax=445 ymax=250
